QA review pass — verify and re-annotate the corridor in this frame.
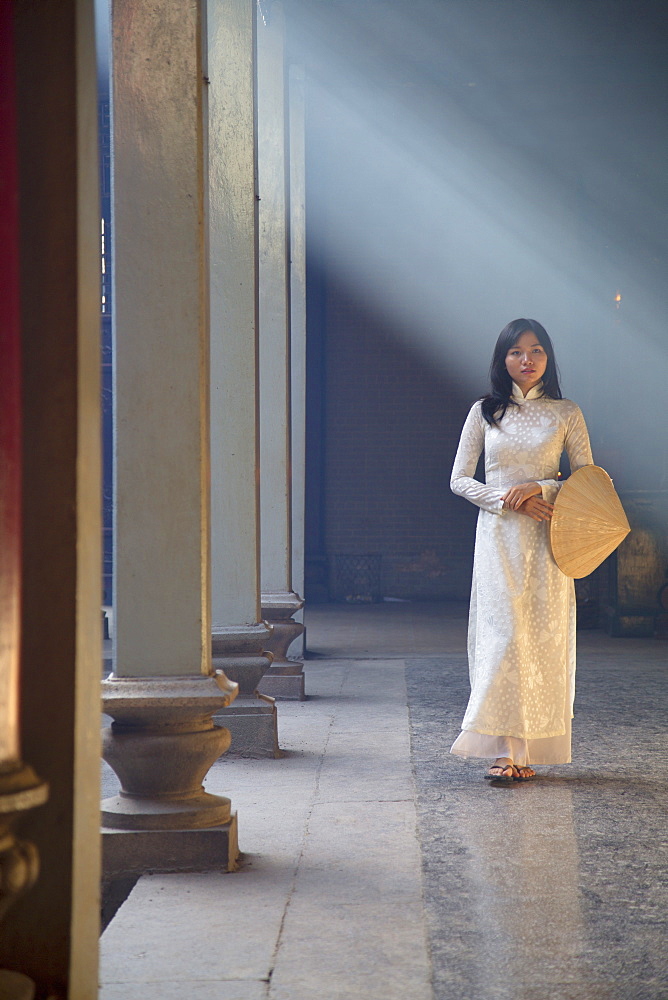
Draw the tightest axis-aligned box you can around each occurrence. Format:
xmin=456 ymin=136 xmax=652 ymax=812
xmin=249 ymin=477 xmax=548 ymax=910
xmin=100 ymin=602 xmax=667 ymax=999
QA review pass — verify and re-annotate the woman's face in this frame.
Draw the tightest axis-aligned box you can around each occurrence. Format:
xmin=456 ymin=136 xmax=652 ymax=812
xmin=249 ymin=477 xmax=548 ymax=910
xmin=505 ymin=330 xmax=548 ymax=395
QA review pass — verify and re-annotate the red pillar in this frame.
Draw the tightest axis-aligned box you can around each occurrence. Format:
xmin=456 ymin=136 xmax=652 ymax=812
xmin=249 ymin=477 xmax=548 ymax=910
xmin=0 ymin=0 xmax=22 ymax=767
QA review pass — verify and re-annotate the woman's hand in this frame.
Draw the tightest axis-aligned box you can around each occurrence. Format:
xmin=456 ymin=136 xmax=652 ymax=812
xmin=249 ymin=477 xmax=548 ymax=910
xmin=502 ymin=482 xmax=554 ymax=522
xmin=514 ymin=495 xmax=554 ymax=522
xmin=501 ymin=481 xmax=542 ymax=511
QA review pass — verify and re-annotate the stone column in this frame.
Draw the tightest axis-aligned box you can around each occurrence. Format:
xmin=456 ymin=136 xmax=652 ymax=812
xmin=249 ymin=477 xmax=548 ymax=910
xmin=257 ymin=1 xmax=306 ymax=700
xmin=0 ymin=2 xmax=100 ymax=995
xmin=0 ymin=12 xmax=49 ymax=998
xmin=103 ymin=0 xmax=239 ymax=879
xmin=208 ymin=0 xmax=279 ymax=757
xmin=289 ymin=63 xmax=307 ymax=659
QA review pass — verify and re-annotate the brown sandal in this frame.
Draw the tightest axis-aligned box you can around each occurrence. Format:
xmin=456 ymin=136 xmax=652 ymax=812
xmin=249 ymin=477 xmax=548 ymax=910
xmin=484 ymin=764 xmax=516 ymax=783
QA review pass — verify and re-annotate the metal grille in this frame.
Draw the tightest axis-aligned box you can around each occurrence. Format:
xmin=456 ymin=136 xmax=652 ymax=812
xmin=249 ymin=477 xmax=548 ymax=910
xmin=334 ymin=554 xmax=381 ymax=603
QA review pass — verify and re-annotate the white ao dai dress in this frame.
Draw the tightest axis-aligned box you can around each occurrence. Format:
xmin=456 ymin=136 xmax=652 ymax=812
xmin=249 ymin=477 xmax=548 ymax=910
xmin=450 ymin=382 xmax=593 ymax=766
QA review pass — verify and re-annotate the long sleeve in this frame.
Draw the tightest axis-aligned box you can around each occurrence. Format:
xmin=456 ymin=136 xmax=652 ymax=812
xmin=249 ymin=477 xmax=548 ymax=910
xmin=450 ymin=402 xmax=506 ymax=514
xmin=537 ymin=405 xmax=593 ymax=503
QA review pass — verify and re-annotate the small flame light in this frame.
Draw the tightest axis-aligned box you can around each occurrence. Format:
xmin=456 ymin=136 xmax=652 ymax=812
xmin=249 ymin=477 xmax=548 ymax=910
xmin=614 ymin=291 xmax=622 ymax=309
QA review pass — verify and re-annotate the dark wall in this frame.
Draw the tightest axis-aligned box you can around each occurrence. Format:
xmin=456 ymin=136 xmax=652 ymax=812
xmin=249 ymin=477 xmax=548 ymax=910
xmin=306 ymin=269 xmax=479 ymax=601
xmin=330 ymin=283 xmax=480 ymax=600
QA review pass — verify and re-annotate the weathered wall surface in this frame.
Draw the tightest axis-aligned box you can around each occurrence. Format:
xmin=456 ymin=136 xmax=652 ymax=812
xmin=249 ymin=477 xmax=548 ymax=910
xmin=306 ymin=275 xmax=480 ymax=601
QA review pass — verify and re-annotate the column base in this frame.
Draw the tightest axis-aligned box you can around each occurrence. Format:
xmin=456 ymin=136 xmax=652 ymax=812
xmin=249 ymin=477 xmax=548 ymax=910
xmin=0 ymin=762 xmax=48 ymax=997
xmin=256 ymin=669 xmax=305 ymax=701
xmin=101 ymin=674 xmax=239 ymax=883
xmin=102 ymin=812 xmax=238 ymax=880
xmin=211 ymin=623 xmax=281 ymax=753
xmin=260 ymin=592 xmax=306 ymax=700
xmin=101 ymin=787 xmax=232 ymax=831
xmin=605 ymin=605 xmax=656 ymax=637
xmin=0 ymin=970 xmax=35 ymax=1000
xmin=216 ymin=697 xmax=282 ymax=759
xmin=0 ymin=763 xmax=49 ymax=921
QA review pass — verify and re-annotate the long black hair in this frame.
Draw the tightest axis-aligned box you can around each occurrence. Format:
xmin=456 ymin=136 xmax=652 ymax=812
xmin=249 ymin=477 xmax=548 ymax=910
xmin=480 ymin=318 xmax=562 ymax=425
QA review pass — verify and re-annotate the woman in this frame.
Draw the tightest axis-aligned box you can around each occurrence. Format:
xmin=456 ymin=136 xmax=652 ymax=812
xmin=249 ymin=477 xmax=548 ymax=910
xmin=450 ymin=319 xmax=593 ymax=782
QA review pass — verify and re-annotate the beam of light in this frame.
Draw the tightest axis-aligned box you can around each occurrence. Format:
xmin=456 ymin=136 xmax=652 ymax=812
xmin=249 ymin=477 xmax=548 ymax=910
xmin=289 ymin=0 xmax=668 ymax=531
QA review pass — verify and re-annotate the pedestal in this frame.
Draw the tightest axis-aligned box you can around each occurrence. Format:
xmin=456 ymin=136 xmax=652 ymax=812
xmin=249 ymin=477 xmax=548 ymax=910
xmin=0 ymin=971 xmax=34 ymax=1000
xmin=211 ymin=626 xmax=282 ymax=758
xmin=0 ymin=762 xmax=48 ymax=996
xmin=603 ymin=522 xmax=664 ymax=637
xmin=214 ymin=698 xmax=281 ymax=759
xmin=101 ymin=674 xmax=240 ymax=877
xmin=258 ymin=592 xmax=306 ymax=700
xmin=102 ymin=818 xmax=239 ymax=881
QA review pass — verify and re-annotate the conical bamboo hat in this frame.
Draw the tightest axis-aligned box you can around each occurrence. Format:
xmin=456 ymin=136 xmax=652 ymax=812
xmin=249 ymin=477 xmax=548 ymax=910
xmin=550 ymin=465 xmax=630 ymax=579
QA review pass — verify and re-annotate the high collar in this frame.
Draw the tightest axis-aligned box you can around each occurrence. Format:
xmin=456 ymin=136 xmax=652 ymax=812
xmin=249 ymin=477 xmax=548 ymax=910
xmin=512 ymin=380 xmax=544 ymax=402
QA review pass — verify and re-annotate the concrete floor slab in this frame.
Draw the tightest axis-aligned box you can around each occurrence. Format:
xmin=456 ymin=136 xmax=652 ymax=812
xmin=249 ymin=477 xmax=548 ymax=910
xmin=100 ymin=603 xmax=667 ymax=999
xmin=100 ymin=871 xmax=281 ymax=982
xmin=406 ymin=649 xmax=668 ymax=1000
xmin=289 ymin=800 xmax=426 ymax=905
xmin=268 ymin=901 xmax=432 ymax=1000
xmin=100 ymin=655 xmax=433 ymax=1000
xmin=100 ymin=982 xmax=267 ymax=1000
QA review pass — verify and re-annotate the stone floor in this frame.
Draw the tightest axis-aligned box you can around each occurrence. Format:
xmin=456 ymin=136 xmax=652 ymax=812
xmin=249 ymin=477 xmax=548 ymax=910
xmin=100 ymin=601 xmax=668 ymax=1000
